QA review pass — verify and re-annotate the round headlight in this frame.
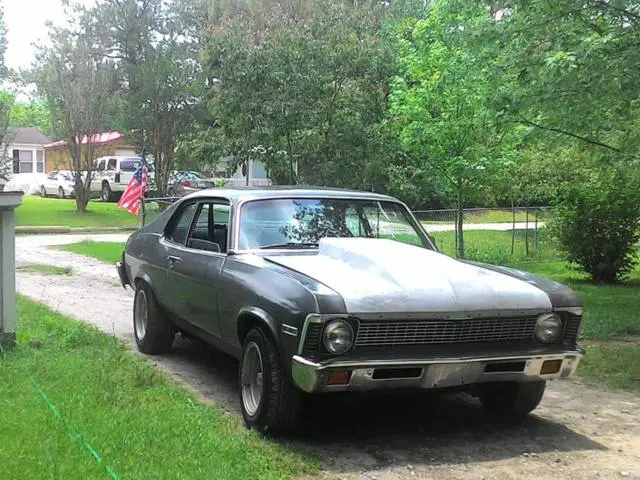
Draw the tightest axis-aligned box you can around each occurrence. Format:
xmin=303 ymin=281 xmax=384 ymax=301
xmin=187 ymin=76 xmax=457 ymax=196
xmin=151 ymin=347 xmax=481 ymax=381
xmin=535 ymin=313 xmax=563 ymax=343
xmin=322 ymin=320 xmax=354 ymax=354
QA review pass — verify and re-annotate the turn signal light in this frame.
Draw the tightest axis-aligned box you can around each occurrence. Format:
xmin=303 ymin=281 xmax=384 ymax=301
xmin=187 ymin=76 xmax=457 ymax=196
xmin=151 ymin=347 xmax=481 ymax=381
xmin=327 ymin=370 xmax=352 ymax=385
xmin=540 ymin=359 xmax=562 ymax=375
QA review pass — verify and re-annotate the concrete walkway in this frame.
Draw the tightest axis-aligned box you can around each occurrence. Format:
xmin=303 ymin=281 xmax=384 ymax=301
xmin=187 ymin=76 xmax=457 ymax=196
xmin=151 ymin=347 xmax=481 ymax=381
xmin=423 ymin=221 xmax=546 ymax=232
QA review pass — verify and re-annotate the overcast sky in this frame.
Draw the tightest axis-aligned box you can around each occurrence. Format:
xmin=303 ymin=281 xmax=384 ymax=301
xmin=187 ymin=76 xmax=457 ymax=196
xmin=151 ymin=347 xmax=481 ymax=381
xmin=4 ymin=0 xmax=97 ymax=71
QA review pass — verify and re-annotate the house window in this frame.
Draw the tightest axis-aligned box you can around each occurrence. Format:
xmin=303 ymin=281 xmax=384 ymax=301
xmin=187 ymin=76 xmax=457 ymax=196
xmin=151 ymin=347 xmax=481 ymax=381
xmin=13 ymin=150 xmax=34 ymax=173
xmin=36 ymin=151 xmax=44 ymax=173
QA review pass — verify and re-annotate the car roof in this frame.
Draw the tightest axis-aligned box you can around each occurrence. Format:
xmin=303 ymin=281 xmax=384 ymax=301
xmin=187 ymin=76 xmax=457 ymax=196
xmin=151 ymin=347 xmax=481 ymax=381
xmin=183 ymin=186 xmax=399 ymax=203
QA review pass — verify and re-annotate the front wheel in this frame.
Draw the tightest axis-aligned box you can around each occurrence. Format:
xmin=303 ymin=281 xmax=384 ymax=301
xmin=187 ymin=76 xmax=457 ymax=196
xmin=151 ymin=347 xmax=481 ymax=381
xmin=133 ymin=281 xmax=175 ymax=354
xmin=239 ymin=328 xmax=301 ymax=435
xmin=478 ymin=380 xmax=546 ymax=418
xmin=40 ymin=186 xmax=46 ymax=198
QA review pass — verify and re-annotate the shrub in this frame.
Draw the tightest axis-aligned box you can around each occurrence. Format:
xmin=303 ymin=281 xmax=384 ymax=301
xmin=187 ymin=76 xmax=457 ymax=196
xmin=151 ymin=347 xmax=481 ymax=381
xmin=550 ymin=169 xmax=640 ymax=283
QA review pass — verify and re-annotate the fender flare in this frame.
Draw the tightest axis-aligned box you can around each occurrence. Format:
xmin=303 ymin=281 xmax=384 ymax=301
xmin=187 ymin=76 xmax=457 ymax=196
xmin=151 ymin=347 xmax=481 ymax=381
xmin=236 ymin=306 xmax=279 ymax=344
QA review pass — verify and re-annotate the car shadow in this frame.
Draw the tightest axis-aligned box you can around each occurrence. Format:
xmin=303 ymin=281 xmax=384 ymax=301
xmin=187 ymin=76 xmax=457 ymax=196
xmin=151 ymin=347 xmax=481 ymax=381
xmin=161 ymin=337 xmax=605 ymax=473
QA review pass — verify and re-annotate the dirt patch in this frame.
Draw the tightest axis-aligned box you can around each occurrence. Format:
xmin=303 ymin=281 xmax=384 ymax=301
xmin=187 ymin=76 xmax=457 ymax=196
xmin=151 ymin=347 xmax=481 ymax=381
xmin=15 ymin=234 xmax=640 ymax=480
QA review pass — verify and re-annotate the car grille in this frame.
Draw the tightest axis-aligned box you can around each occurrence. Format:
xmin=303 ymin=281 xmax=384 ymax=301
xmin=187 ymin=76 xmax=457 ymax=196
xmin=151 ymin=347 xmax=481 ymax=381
xmin=355 ymin=317 xmax=539 ymax=347
xmin=301 ymin=322 xmax=323 ymax=355
xmin=563 ymin=315 xmax=581 ymax=345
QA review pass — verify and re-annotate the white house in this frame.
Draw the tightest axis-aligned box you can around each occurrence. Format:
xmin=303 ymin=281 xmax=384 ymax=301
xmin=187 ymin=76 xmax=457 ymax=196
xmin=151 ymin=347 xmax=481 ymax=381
xmin=4 ymin=127 xmax=51 ymax=175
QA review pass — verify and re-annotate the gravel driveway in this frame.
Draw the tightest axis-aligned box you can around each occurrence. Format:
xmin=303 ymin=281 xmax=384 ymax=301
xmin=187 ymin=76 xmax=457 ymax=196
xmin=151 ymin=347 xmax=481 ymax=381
xmin=15 ymin=234 xmax=640 ymax=480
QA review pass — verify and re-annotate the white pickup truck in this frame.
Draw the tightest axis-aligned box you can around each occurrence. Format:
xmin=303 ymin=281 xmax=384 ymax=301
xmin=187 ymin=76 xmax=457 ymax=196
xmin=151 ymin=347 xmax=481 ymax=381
xmin=91 ymin=155 xmax=153 ymax=201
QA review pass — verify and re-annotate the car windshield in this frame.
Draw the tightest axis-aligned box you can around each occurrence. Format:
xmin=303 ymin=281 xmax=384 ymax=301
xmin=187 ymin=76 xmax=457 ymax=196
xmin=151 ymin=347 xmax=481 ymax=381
xmin=238 ymin=198 xmax=431 ymax=250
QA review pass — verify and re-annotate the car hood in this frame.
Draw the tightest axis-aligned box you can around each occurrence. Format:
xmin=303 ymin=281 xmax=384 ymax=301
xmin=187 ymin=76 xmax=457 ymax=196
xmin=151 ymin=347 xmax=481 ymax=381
xmin=265 ymin=238 xmax=553 ymax=314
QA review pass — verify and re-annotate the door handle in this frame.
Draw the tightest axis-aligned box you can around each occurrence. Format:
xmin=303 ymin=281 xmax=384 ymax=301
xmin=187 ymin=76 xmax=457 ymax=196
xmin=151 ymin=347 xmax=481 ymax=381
xmin=167 ymin=255 xmax=182 ymax=269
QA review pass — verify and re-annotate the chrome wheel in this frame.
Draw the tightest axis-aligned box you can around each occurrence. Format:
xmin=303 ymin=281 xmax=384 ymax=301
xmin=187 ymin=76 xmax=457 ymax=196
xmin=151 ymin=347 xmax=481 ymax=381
xmin=134 ymin=289 xmax=148 ymax=342
xmin=241 ymin=342 xmax=264 ymax=417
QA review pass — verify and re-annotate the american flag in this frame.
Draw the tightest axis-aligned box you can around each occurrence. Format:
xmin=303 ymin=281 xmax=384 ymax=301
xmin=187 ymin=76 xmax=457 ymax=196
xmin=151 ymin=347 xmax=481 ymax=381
xmin=117 ymin=157 xmax=148 ymax=216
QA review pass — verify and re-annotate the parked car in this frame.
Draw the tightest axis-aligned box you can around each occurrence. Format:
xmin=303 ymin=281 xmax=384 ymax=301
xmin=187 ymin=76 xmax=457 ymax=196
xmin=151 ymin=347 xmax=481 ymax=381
xmin=4 ymin=173 xmax=47 ymax=195
xmin=117 ymin=187 xmax=584 ymax=434
xmin=91 ymin=156 xmax=154 ymax=201
xmin=167 ymin=171 xmax=217 ymax=196
xmin=40 ymin=170 xmax=76 ymax=198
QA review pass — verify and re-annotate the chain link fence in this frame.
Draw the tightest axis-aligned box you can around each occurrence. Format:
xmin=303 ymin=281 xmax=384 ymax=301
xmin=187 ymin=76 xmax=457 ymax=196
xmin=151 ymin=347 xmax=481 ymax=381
xmin=413 ymin=206 xmax=558 ymax=263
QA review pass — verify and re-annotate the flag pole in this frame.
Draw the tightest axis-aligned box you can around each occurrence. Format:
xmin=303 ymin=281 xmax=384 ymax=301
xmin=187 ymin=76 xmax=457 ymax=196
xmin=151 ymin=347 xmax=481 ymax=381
xmin=140 ymin=131 xmax=148 ymax=226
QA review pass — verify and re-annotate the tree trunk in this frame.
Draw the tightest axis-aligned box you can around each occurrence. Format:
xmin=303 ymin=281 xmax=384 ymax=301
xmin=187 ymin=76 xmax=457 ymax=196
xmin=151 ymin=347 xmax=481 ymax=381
xmin=511 ymin=196 xmax=516 ymax=255
xmin=525 ymin=204 xmax=530 ymax=257
xmin=456 ymin=187 xmax=465 ymax=258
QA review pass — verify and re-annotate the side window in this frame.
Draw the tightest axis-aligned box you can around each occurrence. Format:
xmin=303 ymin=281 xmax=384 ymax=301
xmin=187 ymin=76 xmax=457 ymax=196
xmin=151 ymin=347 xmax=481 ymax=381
xmin=167 ymin=203 xmax=197 ymax=245
xmin=107 ymin=159 xmax=117 ymax=171
xmin=47 ymin=171 xmax=58 ymax=180
xmin=96 ymin=160 xmax=105 ymax=171
xmin=185 ymin=201 xmax=230 ymax=253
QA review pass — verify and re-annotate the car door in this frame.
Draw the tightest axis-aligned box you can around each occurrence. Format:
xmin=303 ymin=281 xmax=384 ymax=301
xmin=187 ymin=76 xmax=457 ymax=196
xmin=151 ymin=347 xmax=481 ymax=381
xmin=161 ymin=199 xmax=229 ymax=338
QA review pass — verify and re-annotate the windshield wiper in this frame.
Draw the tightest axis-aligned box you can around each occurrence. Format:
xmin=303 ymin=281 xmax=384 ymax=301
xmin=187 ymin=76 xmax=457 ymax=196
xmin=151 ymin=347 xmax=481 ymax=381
xmin=260 ymin=242 xmax=318 ymax=250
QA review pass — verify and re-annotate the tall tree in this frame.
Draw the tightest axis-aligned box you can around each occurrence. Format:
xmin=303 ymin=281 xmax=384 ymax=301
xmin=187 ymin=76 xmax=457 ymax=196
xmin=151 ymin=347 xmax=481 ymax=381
xmin=33 ymin=27 xmax=119 ymax=210
xmin=0 ymin=6 xmax=13 ymax=181
xmin=10 ymin=100 xmax=52 ymax=136
xmin=390 ymin=1 xmax=509 ymax=257
xmin=84 ymin=0 xmax=205 ymax=194
xmin=493 ymin=0 xmax=640 ymax=163
xmin=204 ymin=0 xmax=399 ymax=190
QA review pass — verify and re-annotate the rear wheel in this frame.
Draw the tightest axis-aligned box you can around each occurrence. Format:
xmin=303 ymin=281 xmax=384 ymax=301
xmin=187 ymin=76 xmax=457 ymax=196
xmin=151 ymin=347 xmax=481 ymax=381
xmin=239 ymin=328 xmax=301 ymax=435
xmin=58 ymin=187 xmax=65 ymax=199
xmin=101 ymin=182 xmax=113 ymax=202
xmin=133 ymin=281 xmax=175 ymax=354
xmin=479 ymin=380 xmax=546 ymax=418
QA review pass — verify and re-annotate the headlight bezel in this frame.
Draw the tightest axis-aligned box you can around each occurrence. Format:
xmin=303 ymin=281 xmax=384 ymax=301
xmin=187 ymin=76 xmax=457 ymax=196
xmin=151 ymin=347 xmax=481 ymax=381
xmin=322 ymin=318 xmax=355 ymax=355
xmin=535 ymin=313 xmax=563 ymax=344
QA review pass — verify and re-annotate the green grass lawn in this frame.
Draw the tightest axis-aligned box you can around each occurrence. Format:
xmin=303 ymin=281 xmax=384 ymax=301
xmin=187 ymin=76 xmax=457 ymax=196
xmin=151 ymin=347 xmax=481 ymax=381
xmin=56 ymin=241 xmax=125 ymax=264
xmin=0 ymin=297 xmax=315 ymax=479
xmin=16 ymin=196 xmax=140 ymax=228
xmin=429 ymin=229 xmax=559 ymax=264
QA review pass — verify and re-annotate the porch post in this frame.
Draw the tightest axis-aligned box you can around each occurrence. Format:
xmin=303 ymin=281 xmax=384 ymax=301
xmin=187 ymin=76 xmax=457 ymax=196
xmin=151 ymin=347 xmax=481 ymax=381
xmin=0 ymin=192 xmax=23 ymax=350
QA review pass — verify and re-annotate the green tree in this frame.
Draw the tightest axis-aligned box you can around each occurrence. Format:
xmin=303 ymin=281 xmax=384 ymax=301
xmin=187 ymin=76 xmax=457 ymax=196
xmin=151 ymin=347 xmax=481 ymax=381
xmin=204 ymin=0 xmax=399 ymax=190
xmin=10 ymin=100 xmax=52 ymax=136
xmin=0 ymin=6 xmax=12 ymax=181
xmin=32 ymin=26 xmax=119 ymax=210
xmin=390 ymin=2 xmax=509 ymax=257
xmin=84 ymin=0 xmax=206 ymax=194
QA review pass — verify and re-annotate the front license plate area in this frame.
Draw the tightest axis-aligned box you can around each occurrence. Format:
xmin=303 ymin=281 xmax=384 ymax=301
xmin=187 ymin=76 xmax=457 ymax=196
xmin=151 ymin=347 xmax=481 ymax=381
xmin=423 ymin=362 xmax=483 ymax=389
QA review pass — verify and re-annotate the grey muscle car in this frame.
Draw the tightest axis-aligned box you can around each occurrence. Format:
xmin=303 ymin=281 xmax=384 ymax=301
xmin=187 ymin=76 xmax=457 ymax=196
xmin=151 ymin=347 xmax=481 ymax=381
xmin=116 ymin=187 xmax=584 ymax=433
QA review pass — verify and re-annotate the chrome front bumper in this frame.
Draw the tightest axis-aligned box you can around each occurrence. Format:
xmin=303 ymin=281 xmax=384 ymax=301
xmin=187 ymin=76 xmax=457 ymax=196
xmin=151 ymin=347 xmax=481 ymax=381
xmin=291 ymin=350 xmax=584 ymax=393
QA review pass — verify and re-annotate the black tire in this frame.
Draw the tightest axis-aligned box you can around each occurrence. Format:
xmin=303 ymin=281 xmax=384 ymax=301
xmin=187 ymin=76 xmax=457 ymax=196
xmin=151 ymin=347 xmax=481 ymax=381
xmin=40 ymin=186 xmax=46 ymax=198
xmin=133 ymin=281 xmax=175 ymax=354
xmin=101 ymin=182 xmax=113 ymax=202
xmin=479 ymin=380 xmax=546 ymax=418
xmin=239 ymin=328 xmax=301 ymax=435
xmin=58 ymin=187 xmax=65 ymax=199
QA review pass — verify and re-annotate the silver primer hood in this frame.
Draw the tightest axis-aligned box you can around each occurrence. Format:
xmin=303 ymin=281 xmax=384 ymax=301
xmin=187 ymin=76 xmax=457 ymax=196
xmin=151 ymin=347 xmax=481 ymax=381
xmin=266 ymin=238 xmax=552 ymax=314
